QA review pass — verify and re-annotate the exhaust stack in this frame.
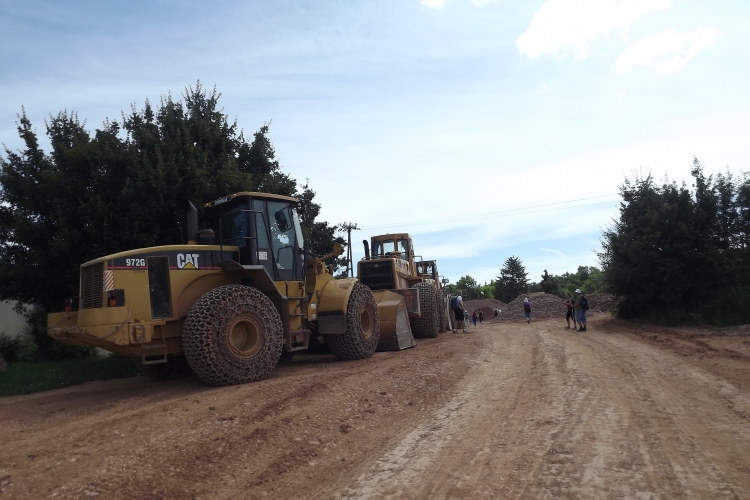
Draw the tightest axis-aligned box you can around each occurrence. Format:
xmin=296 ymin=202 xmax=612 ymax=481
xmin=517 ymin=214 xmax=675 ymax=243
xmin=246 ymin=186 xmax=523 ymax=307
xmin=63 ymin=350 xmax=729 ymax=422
xmin=362 ymin=239 xmax=370 ymax=260
xmin=187 ymin=201 xmax=199 ymax=245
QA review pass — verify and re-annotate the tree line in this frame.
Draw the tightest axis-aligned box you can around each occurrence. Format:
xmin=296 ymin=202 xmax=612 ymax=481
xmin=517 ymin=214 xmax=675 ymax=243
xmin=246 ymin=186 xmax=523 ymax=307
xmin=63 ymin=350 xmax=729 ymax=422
xmin=600 ymin=159 xmax=750 ymax=325
xmin=445 ymin=258 xmax=603 ymax=303
xmin=450 ymin=158 xmax=750 ymax=326
xmin=0 ymin=82 xmax=339 ymax=360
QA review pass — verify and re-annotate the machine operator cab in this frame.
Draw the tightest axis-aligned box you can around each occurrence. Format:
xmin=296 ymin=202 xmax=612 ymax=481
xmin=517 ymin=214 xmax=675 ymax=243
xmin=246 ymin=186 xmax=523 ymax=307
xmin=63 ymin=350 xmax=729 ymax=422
xmin=416 ymin=260 xmax=438 ymax=282
xmin=205 ymin=192 xmax=305 ymax=282
xmin=370 ymin=234 xmax=411 ymax=262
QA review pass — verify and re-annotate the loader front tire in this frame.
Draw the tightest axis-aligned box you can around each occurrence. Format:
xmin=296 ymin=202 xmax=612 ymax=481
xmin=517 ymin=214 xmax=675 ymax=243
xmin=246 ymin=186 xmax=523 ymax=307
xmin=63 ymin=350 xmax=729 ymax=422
xmin=327 ymin=283 xmax=380 ymax=360
xmin=182 ymin=285 xmax=283 ymax=386
xmin=410 ymin=283 xmax=440 ymax=338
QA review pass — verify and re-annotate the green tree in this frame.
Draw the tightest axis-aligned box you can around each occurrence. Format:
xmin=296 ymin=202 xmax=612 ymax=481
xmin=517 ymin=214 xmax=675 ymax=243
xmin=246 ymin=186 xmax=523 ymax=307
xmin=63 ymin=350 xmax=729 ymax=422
xmin=479 ymin=282 xmax=495 ymax=300
xmin=599 ymin=161 xmax=750 ymax=323
xmin=539 ymin=269 xmax=559 ymax=296
xmin=454 ymin=275 xmax=480 ymax=300
xmin=0 ymin=84 xmax=336 ymax=358
xmin=495 ymin=256 xmax=528 ymax=302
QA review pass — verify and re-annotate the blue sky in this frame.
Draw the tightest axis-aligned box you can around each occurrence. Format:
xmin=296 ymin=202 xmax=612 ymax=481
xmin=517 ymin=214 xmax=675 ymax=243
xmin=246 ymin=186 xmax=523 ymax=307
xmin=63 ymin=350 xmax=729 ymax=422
xmin=2 ymin=0 xmax=748 ymax=286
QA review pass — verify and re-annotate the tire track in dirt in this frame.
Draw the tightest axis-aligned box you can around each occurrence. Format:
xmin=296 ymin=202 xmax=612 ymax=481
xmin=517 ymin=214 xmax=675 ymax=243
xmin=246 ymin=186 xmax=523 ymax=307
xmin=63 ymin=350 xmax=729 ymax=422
xmin=332 ymin=317 xmax=750 ymax=499
xmin=574 ymin=329 xmax=750 ymax=498
xmin=2 ymin=317 xmax=749 ymax=499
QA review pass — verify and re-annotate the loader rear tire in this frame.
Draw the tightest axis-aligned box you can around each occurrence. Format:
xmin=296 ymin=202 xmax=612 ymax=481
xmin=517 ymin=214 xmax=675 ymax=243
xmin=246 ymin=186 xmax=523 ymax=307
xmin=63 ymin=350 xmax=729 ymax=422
xmin=327 ymin=283 xmax=380 ymax=360
xmin=410 ymin=283 xmax=440 ymax=338
xmin=182 ymin=285 xmax=284 ymax=386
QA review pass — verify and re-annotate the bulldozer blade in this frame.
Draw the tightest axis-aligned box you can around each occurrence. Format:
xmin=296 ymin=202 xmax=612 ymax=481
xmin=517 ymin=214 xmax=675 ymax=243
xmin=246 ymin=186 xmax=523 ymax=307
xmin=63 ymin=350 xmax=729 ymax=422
xmin=373 ymin=290 xmax=417 ymax=351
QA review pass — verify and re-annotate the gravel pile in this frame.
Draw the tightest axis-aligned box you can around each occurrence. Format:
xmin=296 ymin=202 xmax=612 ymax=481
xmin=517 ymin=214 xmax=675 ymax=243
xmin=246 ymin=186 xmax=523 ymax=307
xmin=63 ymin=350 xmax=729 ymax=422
xmin=463 ymin=299 xmax=507 ymax=320
xmin=588 ymin=293 xmax=617 ymax=312
xmin=489 ymin=293 xmax=617 ymax=322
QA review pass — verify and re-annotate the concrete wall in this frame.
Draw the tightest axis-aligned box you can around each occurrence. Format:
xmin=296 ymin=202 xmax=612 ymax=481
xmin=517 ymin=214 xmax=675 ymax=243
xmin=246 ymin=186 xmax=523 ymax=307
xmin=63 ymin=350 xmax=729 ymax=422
xmin=0 ymin=301 xmax=28 ymax=338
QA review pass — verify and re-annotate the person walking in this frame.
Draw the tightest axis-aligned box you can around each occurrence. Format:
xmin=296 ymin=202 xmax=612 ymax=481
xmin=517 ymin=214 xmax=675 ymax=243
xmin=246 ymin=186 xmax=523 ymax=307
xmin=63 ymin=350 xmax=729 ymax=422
xmin=451 ymin=291 xmax=468 ymax=333
xmin=564 ymin=292 xmax=577 ymax=330
xmin=472 ymin=310 xmax=478 ymax=327
xmin=573 ymin=289 xmax=587 ymax=331
xmin=464 ymin=309 xmax=470 ymax=327
xmin=478 ymin=309 xmax=484 ymax=324
xmin=523 ymin=298 xmax=532 ymax=324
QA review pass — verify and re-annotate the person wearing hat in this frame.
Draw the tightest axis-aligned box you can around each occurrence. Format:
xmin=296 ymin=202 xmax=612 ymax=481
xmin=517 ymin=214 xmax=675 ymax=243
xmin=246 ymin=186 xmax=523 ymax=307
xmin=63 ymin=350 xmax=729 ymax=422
xmin=573 ymin=289 xmax=587 ymax=331
xmin=523 ymin=298 xmax=532 ymax=323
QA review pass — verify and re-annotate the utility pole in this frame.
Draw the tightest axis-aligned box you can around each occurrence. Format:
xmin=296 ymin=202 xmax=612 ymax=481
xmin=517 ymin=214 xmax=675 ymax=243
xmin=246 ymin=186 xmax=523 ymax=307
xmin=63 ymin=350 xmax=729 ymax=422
xmin=339 ymin=222 xmax=360 ymax=277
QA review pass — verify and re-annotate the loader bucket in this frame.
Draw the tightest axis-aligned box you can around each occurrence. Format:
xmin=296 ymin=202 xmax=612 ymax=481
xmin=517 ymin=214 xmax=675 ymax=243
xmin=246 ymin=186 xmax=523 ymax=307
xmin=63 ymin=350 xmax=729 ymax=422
xmin=373 ymin=290 xmax=417 ymax=351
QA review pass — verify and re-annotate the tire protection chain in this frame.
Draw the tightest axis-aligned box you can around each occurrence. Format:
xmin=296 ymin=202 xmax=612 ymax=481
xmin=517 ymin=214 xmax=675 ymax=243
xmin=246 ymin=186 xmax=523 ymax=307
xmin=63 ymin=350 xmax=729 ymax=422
xmin=182 ymin=285 xmax=284 ymax=386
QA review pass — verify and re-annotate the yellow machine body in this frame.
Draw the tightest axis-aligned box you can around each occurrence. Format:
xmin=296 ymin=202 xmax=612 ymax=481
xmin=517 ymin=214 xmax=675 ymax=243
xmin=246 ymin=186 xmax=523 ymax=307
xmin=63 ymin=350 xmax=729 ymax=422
xmin=47 ymin=192 xmax=358 ymax=367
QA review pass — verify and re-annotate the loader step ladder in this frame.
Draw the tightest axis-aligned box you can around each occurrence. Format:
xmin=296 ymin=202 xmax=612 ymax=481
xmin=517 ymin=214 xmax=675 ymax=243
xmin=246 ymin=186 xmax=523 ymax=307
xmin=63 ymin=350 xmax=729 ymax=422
xmin=287 ymin=297 xmax=309 ymax=351
xmin=141 ymin=340 xmax=168 ymax=365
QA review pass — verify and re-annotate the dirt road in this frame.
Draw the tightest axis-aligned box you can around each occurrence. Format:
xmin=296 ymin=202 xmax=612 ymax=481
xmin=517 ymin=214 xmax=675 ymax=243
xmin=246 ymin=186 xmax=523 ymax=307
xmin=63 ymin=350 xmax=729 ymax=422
xmin=1 ymin=316 xmax=749 ymax=499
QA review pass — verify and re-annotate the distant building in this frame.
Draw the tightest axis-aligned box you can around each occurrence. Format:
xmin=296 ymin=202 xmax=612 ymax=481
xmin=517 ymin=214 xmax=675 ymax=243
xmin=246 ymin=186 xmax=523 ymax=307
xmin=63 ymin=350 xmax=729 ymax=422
xmin=0 ymin=301 xmax=28 ymax=338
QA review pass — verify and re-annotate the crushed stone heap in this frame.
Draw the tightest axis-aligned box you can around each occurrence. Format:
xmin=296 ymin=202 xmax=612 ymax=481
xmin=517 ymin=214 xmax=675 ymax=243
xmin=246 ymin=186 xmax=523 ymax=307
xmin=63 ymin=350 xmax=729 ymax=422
xmin=489 ymin=293 xmax=616 ymax=322
xmin=462 ymin=299 xmax=507 ymax=320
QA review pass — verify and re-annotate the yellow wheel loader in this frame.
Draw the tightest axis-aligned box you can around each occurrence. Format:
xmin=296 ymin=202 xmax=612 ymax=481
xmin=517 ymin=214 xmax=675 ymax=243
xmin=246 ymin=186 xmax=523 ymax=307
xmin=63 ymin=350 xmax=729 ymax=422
xmin=47 ymin=192 xmax=384 ymax=386
xmin=357 ymin=234 xmax=445 ymax=344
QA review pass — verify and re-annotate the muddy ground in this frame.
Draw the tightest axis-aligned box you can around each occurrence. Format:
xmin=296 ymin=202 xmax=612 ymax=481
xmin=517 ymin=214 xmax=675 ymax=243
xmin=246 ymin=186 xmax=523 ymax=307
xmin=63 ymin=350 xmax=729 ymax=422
xmin=1 ymin=315 xmax=749 ymax=499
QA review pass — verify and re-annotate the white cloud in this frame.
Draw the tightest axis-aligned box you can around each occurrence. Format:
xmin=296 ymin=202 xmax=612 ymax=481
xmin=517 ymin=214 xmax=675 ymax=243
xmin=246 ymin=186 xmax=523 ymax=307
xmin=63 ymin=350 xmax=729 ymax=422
xmin=516 ymin=0 xmax=670 ymax=60
xmin=539 ymin=247 xmax=567 ymax=258
xmin=615 ymin=27 xmax=721 ymax=73
xmin=421 ymin=0 xmax=447 ymax=8
xmin=470 ymin=0 xmax=500 ymax=6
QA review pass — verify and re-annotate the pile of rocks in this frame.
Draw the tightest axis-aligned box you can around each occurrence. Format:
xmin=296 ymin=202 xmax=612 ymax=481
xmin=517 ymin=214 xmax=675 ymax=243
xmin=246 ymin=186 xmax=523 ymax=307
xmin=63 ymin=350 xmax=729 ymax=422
xmin=587 ymin=293 xmax=617 ymax=312
xmin=489 ymin=293 xmax=616 ymax=322
xmin=463 ymin=299 xmax=507 ymax=320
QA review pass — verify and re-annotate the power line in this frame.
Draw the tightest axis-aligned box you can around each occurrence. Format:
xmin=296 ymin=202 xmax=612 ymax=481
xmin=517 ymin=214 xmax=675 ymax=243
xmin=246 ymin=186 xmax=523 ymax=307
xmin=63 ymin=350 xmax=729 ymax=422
xmin=361 ymin=195 xmax=620 ymax=230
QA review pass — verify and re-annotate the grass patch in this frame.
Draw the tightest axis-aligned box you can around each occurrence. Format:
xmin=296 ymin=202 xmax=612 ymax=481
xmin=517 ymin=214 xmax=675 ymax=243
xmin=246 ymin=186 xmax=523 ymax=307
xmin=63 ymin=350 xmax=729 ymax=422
xmin=0 ymin=356 xmax=139 ymax=397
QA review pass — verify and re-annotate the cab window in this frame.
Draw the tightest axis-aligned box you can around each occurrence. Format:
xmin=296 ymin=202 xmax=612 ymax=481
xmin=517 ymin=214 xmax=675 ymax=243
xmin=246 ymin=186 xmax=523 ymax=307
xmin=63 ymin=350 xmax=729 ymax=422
xmin=220 ymin=210 xmax=248 ymax=249
xmin=397 ymin=239 xmax=409 ymax=260
xmin=268 ymin=201 xmax=300 ymax=279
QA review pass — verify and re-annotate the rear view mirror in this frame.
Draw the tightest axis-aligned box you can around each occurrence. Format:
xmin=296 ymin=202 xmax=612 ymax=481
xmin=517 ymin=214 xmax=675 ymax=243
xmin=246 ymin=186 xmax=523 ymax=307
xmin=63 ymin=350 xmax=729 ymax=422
xmin=275 ymin=209 xmax=290 ymax=231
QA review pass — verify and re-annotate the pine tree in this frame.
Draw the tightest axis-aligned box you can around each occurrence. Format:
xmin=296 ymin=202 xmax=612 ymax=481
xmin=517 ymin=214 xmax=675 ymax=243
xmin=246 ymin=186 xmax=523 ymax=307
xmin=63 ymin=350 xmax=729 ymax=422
xmin=495 ymin=256 xmax=528 ymax=302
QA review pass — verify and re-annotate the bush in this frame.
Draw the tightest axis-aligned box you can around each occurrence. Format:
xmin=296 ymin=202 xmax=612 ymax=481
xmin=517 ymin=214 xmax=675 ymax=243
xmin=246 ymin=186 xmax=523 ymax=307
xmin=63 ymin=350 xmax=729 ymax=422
xmin=0 ymin=331 xmax=38 ymax=363
xmin=702 ymin=285 xmax=750 ymax=326
xmin=0 ymin=356 xmax=139 ymax=397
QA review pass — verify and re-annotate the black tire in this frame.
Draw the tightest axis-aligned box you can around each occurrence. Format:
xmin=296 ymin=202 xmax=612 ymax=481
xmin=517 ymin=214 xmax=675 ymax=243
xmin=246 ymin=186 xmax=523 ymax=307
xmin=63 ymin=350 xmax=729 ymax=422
xmin=410 ymin=283 xmax=440 ymax=338
xmin=182 ymin=285 xmax=283 ymax=386
xmin=134 ymin=355 xmax=193 ymax=380
xmin=327 ymin=283 xmax=380 ymax=360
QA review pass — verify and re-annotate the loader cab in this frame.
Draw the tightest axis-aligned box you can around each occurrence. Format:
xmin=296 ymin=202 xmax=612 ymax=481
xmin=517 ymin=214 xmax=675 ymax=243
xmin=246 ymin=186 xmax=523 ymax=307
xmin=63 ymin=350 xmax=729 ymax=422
xmin=370 ymin=234 xmax=412 ymax=262
xmin=205 ymin=192 xmax=305 ymax=282
xmin=416 ymin=260 xmax=438 ymax=281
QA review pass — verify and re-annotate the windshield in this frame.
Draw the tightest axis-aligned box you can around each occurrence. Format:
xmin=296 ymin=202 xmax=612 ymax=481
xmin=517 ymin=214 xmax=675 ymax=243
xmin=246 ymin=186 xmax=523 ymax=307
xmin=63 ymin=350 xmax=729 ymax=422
xmin=397 ymin=239 xmax=409 ymax=260
xmin=372 ymin=239 xmax=395 ymax=258
xmin=268 ymin=201 xmax=298 ymax=272
xmin=220 ymin=209 xmax=248 ymax=248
